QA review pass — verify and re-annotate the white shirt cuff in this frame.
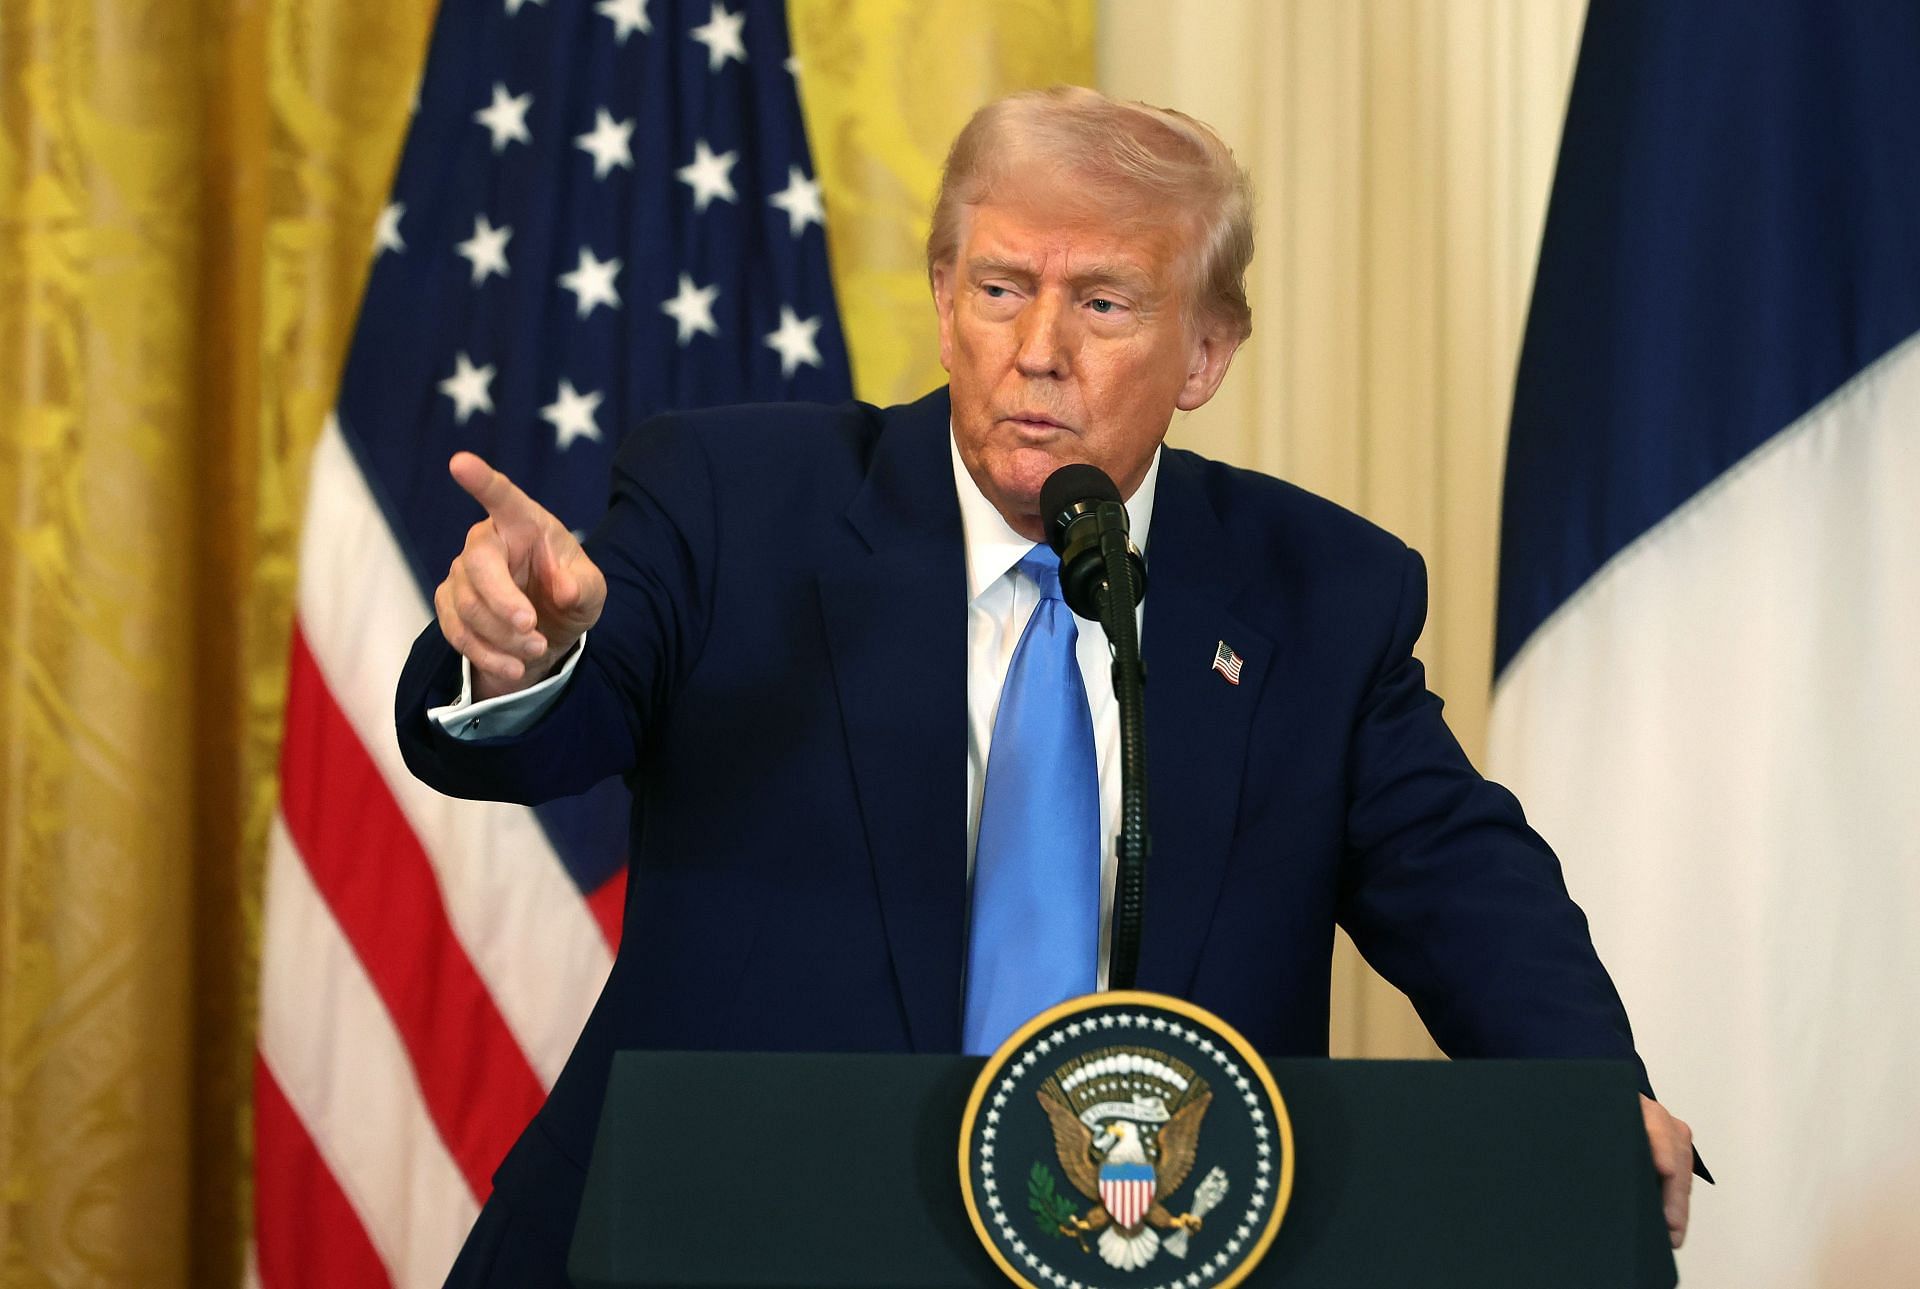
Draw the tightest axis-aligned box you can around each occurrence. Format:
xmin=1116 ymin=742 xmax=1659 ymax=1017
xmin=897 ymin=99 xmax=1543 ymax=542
xmin=427 ymin=634 xmax=586 ymax=740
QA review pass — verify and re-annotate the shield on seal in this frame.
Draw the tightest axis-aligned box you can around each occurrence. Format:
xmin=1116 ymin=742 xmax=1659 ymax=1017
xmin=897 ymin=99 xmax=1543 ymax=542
xmin=1099 ymin=1161 xmax=1156 ymax=1230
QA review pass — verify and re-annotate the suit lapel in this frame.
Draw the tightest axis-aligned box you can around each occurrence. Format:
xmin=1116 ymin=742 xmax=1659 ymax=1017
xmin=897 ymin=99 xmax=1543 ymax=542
xmin=1136 ymin=451 xmax=1273 ymax=997
xmin=818 ymin=416 xmax=1270 ymax=1041
xmin=815 ymin=390 xmax=968 ymax=1052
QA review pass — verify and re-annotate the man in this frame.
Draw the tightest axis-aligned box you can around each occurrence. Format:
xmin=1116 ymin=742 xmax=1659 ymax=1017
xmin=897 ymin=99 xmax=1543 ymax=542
xmin=397 ymin=86 xmax=1694 ymax=1285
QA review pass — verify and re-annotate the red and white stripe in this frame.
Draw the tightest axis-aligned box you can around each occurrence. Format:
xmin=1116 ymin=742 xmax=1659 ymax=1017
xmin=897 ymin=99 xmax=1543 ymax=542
xmin=1100 ymin=1175 xmax=1154 ymax=1230
xmin=253 ymin=419 xmax=621 ymax=1286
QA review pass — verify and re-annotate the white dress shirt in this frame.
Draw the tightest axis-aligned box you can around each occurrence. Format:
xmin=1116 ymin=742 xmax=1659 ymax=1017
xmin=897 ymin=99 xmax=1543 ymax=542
xmin=953 ymin=434 xmax=1157 ymax=988
xmin=430 ymin=430 xmax=1161 ymax=984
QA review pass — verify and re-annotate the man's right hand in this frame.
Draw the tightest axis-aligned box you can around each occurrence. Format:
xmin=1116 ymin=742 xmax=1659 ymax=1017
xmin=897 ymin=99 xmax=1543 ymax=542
xmin=434 ymin=452 xmax=607 ymax=700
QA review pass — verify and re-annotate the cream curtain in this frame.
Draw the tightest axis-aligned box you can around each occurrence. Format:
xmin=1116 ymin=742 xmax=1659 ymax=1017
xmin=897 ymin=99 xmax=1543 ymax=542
xmin=1098 ymin=0 xmax=1588 ymax=1059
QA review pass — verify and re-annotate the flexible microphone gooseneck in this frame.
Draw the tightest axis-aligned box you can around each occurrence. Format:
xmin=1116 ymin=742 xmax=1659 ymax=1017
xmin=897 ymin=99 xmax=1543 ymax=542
xmin=1039 ymin=464 xmax=1149 ymax=990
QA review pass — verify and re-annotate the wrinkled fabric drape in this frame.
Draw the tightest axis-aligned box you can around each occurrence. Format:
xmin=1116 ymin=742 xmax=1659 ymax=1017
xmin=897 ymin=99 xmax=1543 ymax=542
xmin=1098 ymin=0 xmax=1587 ymax=1063
xmin=791 ymin=0 xmax=1096 ymax=406
xmin=0 ymin=0 xmax=1089 ymax=1282
xmin=1 ymin=1 xmax=437 ymax=1282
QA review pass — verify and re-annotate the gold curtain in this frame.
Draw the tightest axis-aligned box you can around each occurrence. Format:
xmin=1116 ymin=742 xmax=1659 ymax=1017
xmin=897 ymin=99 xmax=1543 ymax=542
xmin=790 ymin=0 xmax=1095 ymax=406
xmin=0 ymin=1 xmax=1088 ymax=1282
xmin=1 ymin=0 xmax=439 ymax=1282
xmin=1098 ymin=0 xmax=1588 ymax=1060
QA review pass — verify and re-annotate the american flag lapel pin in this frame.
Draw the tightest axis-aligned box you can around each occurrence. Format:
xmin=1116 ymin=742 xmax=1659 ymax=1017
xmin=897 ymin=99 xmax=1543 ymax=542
xmin=1211 ymin=640 xmax=1244 ymax=685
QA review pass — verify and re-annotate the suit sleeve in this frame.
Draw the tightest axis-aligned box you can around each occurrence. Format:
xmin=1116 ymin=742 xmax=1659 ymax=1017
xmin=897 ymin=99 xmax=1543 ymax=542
xmin=394 ymin=414 xmax=718 ymax=806
xmin=1334 ymin=546 xmax=1650 ymax=1091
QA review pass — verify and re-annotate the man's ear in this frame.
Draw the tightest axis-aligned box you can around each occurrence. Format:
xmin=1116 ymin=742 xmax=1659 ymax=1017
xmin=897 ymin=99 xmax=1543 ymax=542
xmin=1175 ymin=321 xmax=1243 ymax=412
xmin=931 ymin=263 xmax=956 ymax=373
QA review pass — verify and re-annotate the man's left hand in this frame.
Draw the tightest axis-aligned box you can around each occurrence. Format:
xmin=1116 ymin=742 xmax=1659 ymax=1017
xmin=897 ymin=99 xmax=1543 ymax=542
xmin=1640 ymin=1094 xmax=1694 ymax=1248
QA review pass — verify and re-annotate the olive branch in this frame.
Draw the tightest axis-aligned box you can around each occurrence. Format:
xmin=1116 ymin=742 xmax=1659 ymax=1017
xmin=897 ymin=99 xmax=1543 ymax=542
xmin=1028 ymin=1162 xmax=1082 ymax=1240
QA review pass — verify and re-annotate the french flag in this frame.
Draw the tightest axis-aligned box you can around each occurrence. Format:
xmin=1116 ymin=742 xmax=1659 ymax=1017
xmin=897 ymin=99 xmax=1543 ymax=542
xmin=1489 ymin=3 xmax=1920 ymax=1285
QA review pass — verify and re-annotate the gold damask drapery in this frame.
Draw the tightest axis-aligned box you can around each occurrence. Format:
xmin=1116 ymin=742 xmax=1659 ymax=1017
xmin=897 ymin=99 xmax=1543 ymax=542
xmin=1 ymin=1 xmax=440 ymax=1282
xmin=0 ymin=1 xmax=1089 ymax=1283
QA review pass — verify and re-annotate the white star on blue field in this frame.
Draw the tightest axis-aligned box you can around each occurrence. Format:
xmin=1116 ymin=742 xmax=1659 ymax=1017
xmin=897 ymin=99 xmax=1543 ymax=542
xmin=336 ymin=0 xmax=851 ymax=896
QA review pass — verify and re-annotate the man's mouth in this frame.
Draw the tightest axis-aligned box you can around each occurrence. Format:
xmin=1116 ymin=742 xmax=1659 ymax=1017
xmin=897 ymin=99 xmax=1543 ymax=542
xmin=1003 ymin=411 xmax=1071 ymax=434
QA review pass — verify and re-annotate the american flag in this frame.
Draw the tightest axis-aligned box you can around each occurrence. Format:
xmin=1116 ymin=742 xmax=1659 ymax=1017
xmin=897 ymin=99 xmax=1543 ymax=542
xmin=253 ymin=1 xmax=850 ymax=1283
xmin=1211 ymin=639 xmax=1243 ymax=686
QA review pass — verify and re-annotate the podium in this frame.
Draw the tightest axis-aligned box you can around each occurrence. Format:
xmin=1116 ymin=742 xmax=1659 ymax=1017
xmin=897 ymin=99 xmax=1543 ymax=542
xmin=569 ymin=1052 xmax=1676 ymax=1288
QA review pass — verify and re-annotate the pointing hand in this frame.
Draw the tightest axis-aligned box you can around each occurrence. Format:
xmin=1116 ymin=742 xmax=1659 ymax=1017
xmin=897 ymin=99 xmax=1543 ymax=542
xmin=433 ymin=452 xmax=608 ymax=699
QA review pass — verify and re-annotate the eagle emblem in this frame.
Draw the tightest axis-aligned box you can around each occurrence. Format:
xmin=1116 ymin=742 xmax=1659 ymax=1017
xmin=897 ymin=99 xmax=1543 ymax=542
xmin=1035 ymin=1046 xmax=1215 ymax=1271
xmin=959 ymin=993 xmax=1292 ymax=1289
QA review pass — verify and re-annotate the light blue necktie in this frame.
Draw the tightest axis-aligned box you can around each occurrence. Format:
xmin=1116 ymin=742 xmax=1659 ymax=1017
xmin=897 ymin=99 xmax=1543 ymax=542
xmin=962 ymin=544 xmax=1100 ymax=1055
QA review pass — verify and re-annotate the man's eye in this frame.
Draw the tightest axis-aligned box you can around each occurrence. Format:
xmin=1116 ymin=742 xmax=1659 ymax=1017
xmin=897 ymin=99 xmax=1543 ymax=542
xmin=983 ymin=284 xmax=1010 ymax=298
xmin=1089 ymin=298 xmax=1119 ymax=314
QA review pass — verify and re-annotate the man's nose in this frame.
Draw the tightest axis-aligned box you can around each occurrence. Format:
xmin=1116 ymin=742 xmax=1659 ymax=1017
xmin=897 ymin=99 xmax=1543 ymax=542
xmin=1014 ymin=291 xmax=1072 ymax=378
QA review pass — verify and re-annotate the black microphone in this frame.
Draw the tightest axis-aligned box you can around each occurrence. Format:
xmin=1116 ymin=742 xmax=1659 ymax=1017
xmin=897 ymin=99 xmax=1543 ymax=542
xmin=1039 ymin=464 xmax=1147 ymax=621
xmin=1039 ymin=463 xmax=1152 ymax=989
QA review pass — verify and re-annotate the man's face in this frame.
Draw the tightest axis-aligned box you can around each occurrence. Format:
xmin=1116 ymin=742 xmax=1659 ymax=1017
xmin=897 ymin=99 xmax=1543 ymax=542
xmin=932 ymin=187 xmax=1239 ymax=540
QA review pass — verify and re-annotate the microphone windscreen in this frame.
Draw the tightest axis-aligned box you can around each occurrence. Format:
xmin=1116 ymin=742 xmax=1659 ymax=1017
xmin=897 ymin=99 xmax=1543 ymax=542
xmin=1039 ymin=463 xmax=1121 ymax=533
xmin=1041 ymin=462 xmax=1144 ymax=617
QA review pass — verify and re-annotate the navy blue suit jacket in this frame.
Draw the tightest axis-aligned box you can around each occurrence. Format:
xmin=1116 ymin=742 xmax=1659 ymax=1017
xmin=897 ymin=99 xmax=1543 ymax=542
xmin=396 ymin=387 xmax=1643 ymax=1280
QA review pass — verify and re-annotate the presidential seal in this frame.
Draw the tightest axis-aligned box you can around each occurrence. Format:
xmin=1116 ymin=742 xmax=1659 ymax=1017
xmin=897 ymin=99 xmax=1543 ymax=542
xmin=959 ymin=991 xmax=1294 ymax=1289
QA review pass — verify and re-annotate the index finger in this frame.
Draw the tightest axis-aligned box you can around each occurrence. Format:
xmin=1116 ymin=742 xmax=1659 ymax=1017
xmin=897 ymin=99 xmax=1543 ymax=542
xmin=449 ymin=451 xmax=537 ymax=522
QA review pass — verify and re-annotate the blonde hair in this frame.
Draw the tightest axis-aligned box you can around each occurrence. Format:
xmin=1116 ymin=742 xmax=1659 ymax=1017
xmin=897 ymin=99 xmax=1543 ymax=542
xmin=926 ymin=85 xmax=1254 ymax=341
